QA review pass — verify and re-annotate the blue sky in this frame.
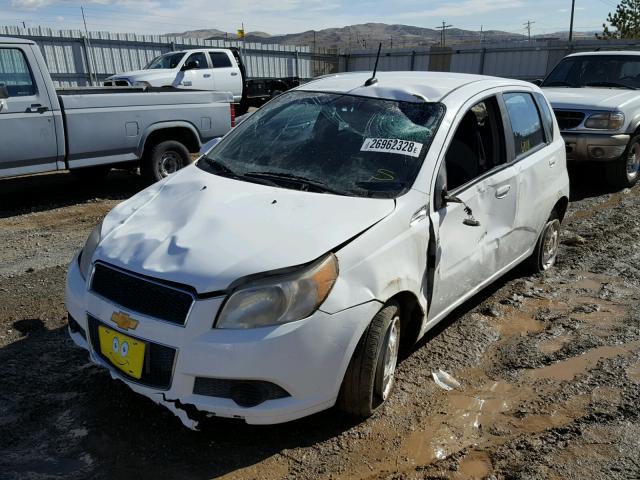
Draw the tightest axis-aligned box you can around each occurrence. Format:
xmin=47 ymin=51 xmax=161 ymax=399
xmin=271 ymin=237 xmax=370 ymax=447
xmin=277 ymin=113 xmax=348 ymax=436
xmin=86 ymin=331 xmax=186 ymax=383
xmin=0 ymin=0 xmax=619 ymax=36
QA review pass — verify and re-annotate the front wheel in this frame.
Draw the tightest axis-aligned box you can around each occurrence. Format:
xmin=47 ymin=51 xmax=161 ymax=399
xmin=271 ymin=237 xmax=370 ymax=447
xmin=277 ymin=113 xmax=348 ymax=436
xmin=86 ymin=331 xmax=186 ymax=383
xmin=337 ymin=302 xmax=401 ymax=418
xmin=141 ymin=140 xmax=191 ymax=183
xmin=606 ymin=135 xmax=640 ymax=188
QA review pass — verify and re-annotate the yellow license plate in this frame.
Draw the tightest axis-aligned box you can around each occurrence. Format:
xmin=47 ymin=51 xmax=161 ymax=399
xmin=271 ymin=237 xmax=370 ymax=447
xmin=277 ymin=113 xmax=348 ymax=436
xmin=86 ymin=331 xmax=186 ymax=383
xmin=98 ymin=326 xmax=146 ymax=379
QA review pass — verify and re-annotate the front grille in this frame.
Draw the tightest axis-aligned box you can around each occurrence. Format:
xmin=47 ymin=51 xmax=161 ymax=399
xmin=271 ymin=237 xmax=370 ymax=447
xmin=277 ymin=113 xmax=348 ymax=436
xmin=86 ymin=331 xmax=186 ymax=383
xmin=87 ymin=315 xmax=176 ymax=389
xmin=554 ymin=110 xmax=585 ymax=130
xmin=193 ymin=377 xmax=290 ymax=407
xmin=91 ymin=263 xmax=194 ymax=326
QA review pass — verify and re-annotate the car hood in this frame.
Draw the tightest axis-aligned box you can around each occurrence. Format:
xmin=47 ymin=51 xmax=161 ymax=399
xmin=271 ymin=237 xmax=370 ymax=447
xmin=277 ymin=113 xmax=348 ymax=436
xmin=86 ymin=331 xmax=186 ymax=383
xmin=543 ymin=87 xmax=640 ymax=110
xmin=106 ymin=69 xmax=175 ymax=80
xmin=95 ymin=165 xmax=396 ymax=294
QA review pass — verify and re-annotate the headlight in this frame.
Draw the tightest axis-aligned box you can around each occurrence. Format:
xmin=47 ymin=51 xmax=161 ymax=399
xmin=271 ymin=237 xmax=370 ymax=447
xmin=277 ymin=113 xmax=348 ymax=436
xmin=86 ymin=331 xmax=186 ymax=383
xmin=132 ymin=81 xmax=151 ymax=88
xmin=584 ymin=112 xmax=625 ymax=130
xmin=216 ymin=253 xmax=338 ymax=329
xmin=78 ymin=221 xmax=103 ymax=280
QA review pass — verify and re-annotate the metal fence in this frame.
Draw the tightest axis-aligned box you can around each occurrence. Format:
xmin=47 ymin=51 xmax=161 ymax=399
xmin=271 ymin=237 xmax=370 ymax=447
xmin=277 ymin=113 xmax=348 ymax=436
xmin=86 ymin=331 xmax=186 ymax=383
xmin=337 ymin=39 xmax=640 ymax=80
xmin=0 ymin=26 xmax=313 ymax=87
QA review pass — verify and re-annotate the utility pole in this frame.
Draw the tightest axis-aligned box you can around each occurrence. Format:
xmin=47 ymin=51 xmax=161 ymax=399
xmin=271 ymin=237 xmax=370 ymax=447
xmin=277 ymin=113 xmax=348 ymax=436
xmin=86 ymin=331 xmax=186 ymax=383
xmin=480 ymin=25 xmax=484 ymax=44
xmin=81 ymin=5 xmax=97 ymax=86
xmin=524 ymin=20 xmax=535 ymax=42
xmin=569 ymin=0 xmax=576 ymax=42
xmin=436 ymin=21 xmax=453 ymax=47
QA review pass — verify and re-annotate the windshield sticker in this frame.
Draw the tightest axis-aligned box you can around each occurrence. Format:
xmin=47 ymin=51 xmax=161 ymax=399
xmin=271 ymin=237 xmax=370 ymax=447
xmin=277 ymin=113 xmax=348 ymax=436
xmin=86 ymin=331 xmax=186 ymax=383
xmin=361 ymin=138 xmax=423 ymax=158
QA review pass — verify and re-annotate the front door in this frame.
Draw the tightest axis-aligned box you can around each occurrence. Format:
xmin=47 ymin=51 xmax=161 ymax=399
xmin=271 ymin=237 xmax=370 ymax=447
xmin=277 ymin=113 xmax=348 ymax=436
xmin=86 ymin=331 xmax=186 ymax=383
xmin=179 ymin=52 xmax=214 ymax=90
xmin=0 ymin=45 xmax=58 ymax=177
xmin=428 ymin=94 xmax=519 ymax=320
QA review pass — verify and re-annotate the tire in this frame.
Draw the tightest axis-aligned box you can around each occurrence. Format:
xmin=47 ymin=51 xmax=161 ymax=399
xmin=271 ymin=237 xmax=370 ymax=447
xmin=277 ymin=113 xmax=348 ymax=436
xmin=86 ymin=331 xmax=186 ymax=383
xmin=70 ymin=165 xmax=111 ymax=182
xmin=141 ymin=140 xmax=191 ymax=184
xmin=529 ymin=210 xmax=561 ymax=273
xmin=605 ymin=135 xmax=640 ymax=188
xmin=337 ymin=301 xmax=401 ymax=418
xmin=270 ymin=89 xmax=284 ymax=99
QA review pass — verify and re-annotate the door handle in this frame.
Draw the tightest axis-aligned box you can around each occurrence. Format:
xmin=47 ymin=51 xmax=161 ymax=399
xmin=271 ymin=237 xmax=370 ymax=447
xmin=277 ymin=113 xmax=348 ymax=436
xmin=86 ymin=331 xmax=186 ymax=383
xmin=203 ymin=74 xmax=211 ymax=78
xmin=231 ymin=72 xmax=238 ymax=76
xmin=495 ymin=185 xmax=511 ymax=199
xmin=549 ymin=157 xmax=557 ymax=167
xmin=27 ymin=104 xmax=48 ymax=113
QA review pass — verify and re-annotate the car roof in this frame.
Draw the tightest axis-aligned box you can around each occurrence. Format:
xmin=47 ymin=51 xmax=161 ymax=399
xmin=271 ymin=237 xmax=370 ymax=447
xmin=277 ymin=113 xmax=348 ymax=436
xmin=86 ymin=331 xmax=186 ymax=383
xmin=567 ymin=50 xmax=640 ymax=57
xmin=0 ymin=36 xmax=35 ymax=45
xmin=296 ymin=71 xmax=531 ymax=103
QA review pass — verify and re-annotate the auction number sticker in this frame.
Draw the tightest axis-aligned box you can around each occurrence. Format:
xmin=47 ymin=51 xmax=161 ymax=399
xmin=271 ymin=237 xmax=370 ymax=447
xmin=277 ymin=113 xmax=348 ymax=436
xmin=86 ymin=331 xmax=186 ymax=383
xmin=361 ymin=138 xmax=423 ymax=158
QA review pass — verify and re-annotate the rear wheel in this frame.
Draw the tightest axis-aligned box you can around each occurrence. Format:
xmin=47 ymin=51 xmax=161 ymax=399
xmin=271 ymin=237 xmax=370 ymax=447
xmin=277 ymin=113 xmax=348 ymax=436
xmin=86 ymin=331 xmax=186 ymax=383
xmin=337 ymin=302 xmax=401 ymax=418
xmin=529 ymin=211 xmax=561 ymax=273
xmin=141 ymin=140 xmax=191 ymax=183
xmin=606 ymin=135 xmax=640 ymax=188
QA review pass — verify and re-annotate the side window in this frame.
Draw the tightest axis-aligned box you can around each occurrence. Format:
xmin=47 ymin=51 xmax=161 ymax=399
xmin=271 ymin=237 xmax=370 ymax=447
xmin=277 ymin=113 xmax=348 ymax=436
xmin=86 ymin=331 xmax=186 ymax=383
xmin=443 ymin=96 xmax=506 ymax=191
xmin=504 ymin=92 xmax=545 ymax=158
xmin=534 ymin=92 xmax=555 ymax=142
xmin=184 ymin=52 xmax=208 ymax=70
xmin=209 ymin=52 xmax=233 ymax=68
xmin=0 ymin=48 xmax=36 ymax=97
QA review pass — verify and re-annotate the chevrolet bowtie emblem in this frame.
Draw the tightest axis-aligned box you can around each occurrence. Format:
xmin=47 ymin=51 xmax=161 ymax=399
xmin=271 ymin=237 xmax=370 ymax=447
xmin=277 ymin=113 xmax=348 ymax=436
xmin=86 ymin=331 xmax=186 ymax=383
xmin=111 ymin=311 xmax=139 ymax=331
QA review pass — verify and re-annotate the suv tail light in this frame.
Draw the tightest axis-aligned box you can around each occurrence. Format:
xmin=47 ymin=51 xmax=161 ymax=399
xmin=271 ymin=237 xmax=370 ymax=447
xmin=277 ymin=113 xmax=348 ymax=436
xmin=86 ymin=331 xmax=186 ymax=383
xmin=230 ymin=104 xmax=236 ymax=128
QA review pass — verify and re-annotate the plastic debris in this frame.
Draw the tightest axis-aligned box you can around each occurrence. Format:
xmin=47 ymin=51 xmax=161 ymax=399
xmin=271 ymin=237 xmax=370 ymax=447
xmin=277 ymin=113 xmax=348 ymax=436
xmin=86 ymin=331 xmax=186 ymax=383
xmin=432 ymin=369 xmax=461 ymax=391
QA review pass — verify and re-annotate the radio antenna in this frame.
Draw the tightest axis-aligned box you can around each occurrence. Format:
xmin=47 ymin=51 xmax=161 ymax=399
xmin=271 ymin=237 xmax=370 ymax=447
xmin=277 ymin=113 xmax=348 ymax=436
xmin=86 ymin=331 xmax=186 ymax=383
xmin=364 ymin=43 xmax=382 ymax=87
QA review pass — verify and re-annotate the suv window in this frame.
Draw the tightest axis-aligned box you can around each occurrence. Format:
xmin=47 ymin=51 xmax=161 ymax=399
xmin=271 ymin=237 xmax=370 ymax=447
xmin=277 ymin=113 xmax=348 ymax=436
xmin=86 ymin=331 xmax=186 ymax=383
xmin=443 ymin=96 xmax=506 ymax=191
xmin=209 ymin=52 xmax=232 ymax=68
xmin=504 ymin=93 xmax=545 ymax=158
xmin=184 ymin=52 xmax=208 ymax=70
xmin=0 ymin=48 xmax=36 ymax=97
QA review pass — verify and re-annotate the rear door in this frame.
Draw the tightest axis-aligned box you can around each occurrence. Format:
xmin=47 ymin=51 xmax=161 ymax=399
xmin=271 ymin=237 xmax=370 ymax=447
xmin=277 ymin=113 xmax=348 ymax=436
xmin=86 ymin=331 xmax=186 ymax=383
xmin=0 ymin=45 xmax=58 ymax=177
xmin=428 ymin=93 xmax=520 ymax=320
xmin=208 ymin=50 xmax=242 ymax=102
xmin=502 ymin=91 xmax=559 ymax=257
xmin=179 ymin=51 xmax=214 ymax=90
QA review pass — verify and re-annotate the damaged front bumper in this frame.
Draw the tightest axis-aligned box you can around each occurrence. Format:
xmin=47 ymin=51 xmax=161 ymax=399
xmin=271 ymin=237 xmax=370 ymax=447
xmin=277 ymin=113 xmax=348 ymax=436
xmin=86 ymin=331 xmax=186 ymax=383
xmin=562 ymin=132 xmax=630 ymax=162
xmin=65 ymin=256 xmax=379 ymax=429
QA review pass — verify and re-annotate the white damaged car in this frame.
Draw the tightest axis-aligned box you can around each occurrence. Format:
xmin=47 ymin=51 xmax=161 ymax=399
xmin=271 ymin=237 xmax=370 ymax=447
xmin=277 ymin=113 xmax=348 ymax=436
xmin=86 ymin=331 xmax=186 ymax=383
xmin=66 ymin=71 xmax=569 ymax=428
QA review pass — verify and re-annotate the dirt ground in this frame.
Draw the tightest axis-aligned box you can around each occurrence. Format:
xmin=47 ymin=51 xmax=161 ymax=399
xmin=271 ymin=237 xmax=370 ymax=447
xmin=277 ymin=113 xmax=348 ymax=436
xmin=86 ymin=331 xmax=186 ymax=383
xmin=1 ymin=167 xmax=639 ymax=480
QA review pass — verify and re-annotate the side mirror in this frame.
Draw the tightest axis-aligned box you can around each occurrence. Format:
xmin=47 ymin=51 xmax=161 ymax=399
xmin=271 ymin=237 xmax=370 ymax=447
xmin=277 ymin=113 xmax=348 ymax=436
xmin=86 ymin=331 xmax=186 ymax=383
xmin=441 ymin=190 xmax=481 ymax=227
xmin=531 ymin=79 xmax=543 ymax=87
xmin=0 ymin=85 xmax=9 ymax=100
xmin=181 ymin=61 xmax=198 ymax=71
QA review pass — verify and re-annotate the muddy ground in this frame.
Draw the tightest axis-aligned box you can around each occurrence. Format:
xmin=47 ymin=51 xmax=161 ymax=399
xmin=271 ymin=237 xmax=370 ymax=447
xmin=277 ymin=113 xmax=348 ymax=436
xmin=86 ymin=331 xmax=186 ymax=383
xmin=0 ymin=167 xmax=639 ymax=480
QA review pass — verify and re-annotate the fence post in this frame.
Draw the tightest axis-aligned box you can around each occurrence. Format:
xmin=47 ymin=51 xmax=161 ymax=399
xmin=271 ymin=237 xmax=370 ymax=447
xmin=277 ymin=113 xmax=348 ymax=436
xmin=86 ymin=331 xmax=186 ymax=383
xmin=479 ymin=47 xmax=486 ymax=75
xmin=170 ymin=41 xmax=176 ymax=52
xmin=295 ymin=50 xmax=300 ymax=77
xmin=81 ymin=35 xmax=94 ymax=86
xmin=410 ymin=50 xmax=416 ymax=71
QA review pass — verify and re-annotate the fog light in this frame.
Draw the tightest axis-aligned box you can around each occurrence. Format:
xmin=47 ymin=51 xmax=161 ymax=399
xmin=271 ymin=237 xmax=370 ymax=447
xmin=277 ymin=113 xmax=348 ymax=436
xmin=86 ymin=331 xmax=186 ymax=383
xmin=591 ymin=147 xmax=605 ymax=158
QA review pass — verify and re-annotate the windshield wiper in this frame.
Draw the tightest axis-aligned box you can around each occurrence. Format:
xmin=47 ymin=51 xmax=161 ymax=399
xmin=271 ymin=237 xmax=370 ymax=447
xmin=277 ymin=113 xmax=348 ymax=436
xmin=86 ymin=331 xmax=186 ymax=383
xmin=243 ymin=171 xmax=344 ymax=195
xmin=198 ymin=159 xmax=277 ymax=186
xmin=584 ymin=81 xmax=637 ymax=90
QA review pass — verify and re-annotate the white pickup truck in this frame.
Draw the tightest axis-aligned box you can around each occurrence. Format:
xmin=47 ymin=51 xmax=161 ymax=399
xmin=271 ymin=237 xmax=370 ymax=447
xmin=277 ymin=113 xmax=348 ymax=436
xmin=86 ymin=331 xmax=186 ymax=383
xmin=542 ymin=51 xmax=640 ymax=188
xmin=103 ymin=47 xmax=300 ymax=113
xmin=0 ymin=37 xmax=234 ymax=183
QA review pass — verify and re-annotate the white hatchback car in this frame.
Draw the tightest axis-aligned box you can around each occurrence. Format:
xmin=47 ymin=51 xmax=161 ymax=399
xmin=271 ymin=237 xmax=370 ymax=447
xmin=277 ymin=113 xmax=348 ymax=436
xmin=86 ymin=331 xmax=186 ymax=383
xmin=66 ymin=71 xmax=569 ymax=428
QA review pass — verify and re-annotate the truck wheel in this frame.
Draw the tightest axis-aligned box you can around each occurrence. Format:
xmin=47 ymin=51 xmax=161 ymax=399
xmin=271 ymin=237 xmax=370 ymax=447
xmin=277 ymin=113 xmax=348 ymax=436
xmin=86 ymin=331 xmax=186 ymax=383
xmin=142 ymin=140 xmax=191 ymax=183
xmin=337 ymin=301 xmax=401 ymax=418
xmin=70 ymin=165 xmax=111 ymax=182
xmin=529 ymin=210 xmax=561 ymax=273
xmin=606 ymin=135 xmax=640 ymax=188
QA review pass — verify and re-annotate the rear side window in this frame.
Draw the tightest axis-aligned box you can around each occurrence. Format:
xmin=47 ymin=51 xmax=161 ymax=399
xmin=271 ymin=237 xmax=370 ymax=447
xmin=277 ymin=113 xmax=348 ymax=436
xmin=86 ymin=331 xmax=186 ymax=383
xmin=534 ymin=92 xmax=555 ymax=142
xmin=0 ymin=48 xmax=36 ymax=97
xmin=503 ymin=92 xmax=545 ymax=158
xmin=209 ymin=52 xmax=232 ymax=68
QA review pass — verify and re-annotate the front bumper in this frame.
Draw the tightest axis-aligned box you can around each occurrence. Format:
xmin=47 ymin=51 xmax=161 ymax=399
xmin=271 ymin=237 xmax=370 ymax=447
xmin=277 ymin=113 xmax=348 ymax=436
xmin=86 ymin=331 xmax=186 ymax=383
xmin=65 ymin=256 xmax=380 ymax=427
xmin=561 ymin=132 xmax=629 ymax=162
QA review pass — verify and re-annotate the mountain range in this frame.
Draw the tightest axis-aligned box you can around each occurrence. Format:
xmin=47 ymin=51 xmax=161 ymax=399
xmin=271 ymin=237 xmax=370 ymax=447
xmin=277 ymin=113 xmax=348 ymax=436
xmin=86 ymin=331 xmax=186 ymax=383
xmin=165 ymin=23 xmax=599 ymax=50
